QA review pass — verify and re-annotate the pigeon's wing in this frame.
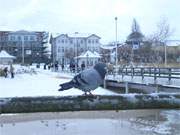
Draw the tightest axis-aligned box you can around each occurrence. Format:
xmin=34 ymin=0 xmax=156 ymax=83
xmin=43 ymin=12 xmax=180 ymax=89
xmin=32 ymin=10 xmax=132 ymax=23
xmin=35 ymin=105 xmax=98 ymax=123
xmin=80 ymin=68 xmax=103 ymax=91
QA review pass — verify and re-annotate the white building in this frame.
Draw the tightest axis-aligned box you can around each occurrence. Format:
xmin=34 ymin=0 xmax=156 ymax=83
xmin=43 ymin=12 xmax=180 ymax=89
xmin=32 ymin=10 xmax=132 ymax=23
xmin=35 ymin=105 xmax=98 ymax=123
xmin=50 ymin=32 xmax=101 ymax=65
xmin=76 ymin=50 xmax=101 ymax=67
xmin=0 ymin=50 xmax=16 ymax=64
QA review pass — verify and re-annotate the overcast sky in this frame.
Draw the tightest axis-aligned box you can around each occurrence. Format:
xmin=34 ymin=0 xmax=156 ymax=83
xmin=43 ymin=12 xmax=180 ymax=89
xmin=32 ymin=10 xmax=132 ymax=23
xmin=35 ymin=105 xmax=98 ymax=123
xmin=0 ymin=0 xmax=179 ymax=43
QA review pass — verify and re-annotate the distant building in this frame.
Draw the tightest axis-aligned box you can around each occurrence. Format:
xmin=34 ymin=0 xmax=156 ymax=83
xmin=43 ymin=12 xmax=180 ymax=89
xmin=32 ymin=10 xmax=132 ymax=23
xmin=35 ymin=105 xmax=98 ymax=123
xmin=0 ymin=30 xmax=49 ymax=64
xmin=0 ymin=50 xmax=16 ymax=64
xmin=126 ymin=19 xmax=145 ymax=49
xmin=50 ymin=32 xmax=101 ymax=65
xmin=76 ymin=50 xmax=101 ymax=67
xmin=126 ymin=31 xmax=145 ymax=49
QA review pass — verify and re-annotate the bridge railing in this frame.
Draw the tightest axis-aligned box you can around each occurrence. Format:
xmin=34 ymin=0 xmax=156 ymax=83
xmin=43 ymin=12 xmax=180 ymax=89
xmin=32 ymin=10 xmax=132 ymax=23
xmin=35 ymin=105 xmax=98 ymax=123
xmin=107 ymin=67 xmax=180 ymax=83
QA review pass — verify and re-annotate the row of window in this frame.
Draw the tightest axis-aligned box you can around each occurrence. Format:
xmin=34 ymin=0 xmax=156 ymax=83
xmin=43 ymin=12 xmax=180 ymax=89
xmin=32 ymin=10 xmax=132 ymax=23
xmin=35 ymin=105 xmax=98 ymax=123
xmin=8 ymin=35 xmax=37 ymax=41
xmin=57 ymin=47 xmax=99 ymax=53
xmin=58 ymin=39 xmax=99 ymax=44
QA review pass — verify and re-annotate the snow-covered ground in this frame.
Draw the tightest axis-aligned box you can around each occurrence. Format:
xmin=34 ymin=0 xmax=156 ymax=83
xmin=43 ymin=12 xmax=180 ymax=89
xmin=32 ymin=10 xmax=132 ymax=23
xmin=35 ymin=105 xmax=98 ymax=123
xmin=0 ymin=65 xmax=180 ymax=135
xmin=0 ymin=65 xmax=116 ymax=98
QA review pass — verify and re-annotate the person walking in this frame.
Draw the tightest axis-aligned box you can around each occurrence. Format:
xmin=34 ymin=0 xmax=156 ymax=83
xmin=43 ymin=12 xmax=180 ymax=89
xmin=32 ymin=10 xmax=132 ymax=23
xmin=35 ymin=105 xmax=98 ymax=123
xmin=61 ymin=63 xmax=64 ymax=71
xmin=81 ymin=62 xmax=85 ymax=71
xmin=10 ymin=64 xmax=15 ymax=78
xmin=3 ymin=67 xmax=8 ymax=78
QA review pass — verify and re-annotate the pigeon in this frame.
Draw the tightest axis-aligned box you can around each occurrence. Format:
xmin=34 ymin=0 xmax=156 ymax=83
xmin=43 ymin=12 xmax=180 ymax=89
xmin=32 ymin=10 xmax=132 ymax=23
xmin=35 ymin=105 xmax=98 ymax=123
xmin=58 ymin=63 xmax=107 ymax=95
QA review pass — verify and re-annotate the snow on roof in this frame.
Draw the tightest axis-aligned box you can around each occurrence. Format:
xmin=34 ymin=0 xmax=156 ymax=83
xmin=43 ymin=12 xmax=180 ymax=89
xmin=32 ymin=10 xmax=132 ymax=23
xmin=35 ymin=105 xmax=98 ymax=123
xmin=0 ymin=50 xmax=16 ymax=59
xmin=100 ymin=45 xmax=116 ymax=50
xmin=51 ymin=33 xmax=61 ymax=38
xmin=77 ymin=51 xmax=101 ymax=58
xmin=51 ymin=32 xmax=100 ymax=39
xmin=9 ymin=30 xmax=37 ymax=35
xmin=68 ymin=32 xmax=93 ymax=38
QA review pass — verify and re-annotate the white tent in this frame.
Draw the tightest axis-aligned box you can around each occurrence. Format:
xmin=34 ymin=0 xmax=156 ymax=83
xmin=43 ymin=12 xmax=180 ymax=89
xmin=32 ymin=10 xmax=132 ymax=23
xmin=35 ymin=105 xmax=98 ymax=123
xmin=0 ymin=50 xmax=16 ymax=64
xmin=76 ymin=51 xmax=101 ymax=67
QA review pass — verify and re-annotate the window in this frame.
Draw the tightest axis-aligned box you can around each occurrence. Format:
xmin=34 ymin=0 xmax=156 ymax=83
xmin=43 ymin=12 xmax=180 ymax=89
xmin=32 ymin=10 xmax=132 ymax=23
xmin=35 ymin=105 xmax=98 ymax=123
xmin=88 ymin=40 xmax=91 ymax=44
xmin=70 ymin=40 xmax=73 ymax=44
xmin=10 ymin=36 xmax=15 ymax=41
xmin=17 ymin=36 xmax=21 ymax=41
xmin=81 ymin=40 xmax=83 ymax=44
xmin=30 ymin=36 xmax=35 ymax=41
xmin=96 ymin=39 xmax=98 ymax=43
xmin=58 ymin=47 xmax=61 ymax=52
xmin=24 ymin=36 xmax=28 ymax=41
xmin=62 ymin=47 xmax=64 ymax=52
xmin=61 ymin=39 xmax=64 ymax=43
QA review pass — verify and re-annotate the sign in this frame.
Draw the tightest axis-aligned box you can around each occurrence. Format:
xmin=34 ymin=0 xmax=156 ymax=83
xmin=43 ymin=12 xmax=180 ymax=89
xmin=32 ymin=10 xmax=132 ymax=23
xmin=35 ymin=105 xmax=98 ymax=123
xmin=26 ymin=50 xmax=32 ymax=55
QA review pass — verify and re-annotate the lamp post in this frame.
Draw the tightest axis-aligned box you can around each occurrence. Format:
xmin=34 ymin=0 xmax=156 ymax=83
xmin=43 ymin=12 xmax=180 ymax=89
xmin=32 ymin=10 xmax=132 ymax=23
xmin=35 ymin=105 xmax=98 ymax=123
xmin=115 ymin=17 xmax=118 ymax=73
xmin=74 ymin=33 xmax=78 ymax=74
xmin=164 ymin=41 xmax=167 ymax=67
xmin=21 ymin=36 xmax=24 ymax=64
xmin=86 ymin=53 xmax=89 ymax=68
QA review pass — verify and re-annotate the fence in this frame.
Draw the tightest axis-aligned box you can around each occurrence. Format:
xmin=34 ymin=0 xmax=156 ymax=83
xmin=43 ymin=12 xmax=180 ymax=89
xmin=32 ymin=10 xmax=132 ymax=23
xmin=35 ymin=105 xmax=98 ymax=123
xmin=108 ymin=67 xmax=180 ymax=84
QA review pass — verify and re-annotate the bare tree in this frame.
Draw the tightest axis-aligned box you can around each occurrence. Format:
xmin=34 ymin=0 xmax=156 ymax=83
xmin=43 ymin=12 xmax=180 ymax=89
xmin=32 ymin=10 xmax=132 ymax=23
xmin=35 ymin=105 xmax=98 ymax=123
xmin=149 ymin=17 xmax=174 ymax=43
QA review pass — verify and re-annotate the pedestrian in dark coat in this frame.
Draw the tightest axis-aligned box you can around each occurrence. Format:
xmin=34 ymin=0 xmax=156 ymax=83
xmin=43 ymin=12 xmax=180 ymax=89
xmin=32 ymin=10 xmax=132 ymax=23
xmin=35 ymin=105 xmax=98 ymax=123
xmin=10 ymin=64 xmax=15 ymax=78
xmin=3 ymin=67 xmax=8 ymax=78
xmin=81 ymin=62 xmax=85 ymax=71
xmin=61 ymin=63 xmax=64 ymax=71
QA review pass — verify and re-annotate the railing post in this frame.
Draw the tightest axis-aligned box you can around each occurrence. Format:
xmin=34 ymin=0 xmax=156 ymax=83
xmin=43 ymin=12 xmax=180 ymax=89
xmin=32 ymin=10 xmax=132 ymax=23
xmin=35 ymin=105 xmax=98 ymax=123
xmin=154 ymin=68 xmax=157 ymax=84
xmin=104 ymin=75 xmax=107 ymax=89
xmin=131 ymin=67 xmax=134 ymax=79
xmin=168 ymin=68 xmax=171 ymax=84
xmin=121 ymin=67 xmax=124 ymax=80
xmin=125 ymin=68 xmax=128 ymax=75
xmin=141 ymin=68 xmax=144 ymax=80
xmin=125 ymin=81 xmax=129 ymax=94
xmin=149 ymin=67 xmax=151 ymax=76
xmin=158 ymin=68 xmax=161 ymax=77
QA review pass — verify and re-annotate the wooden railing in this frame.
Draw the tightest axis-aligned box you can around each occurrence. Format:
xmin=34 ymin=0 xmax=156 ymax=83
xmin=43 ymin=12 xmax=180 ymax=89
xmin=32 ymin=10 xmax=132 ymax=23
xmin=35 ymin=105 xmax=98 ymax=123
xmin=107 ymin=67 xmax=180 ymax=83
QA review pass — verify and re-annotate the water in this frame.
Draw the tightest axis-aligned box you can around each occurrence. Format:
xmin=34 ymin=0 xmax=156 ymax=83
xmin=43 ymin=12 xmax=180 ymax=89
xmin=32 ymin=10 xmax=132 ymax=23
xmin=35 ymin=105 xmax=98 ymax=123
xmin=0 ymin=109 xmax=180 ymax=135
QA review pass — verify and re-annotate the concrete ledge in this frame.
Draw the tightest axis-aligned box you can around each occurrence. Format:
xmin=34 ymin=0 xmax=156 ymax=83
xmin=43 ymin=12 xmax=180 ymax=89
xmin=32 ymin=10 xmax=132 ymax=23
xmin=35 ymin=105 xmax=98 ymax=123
xmin=0 ymin=94 xmax=180 ymax=114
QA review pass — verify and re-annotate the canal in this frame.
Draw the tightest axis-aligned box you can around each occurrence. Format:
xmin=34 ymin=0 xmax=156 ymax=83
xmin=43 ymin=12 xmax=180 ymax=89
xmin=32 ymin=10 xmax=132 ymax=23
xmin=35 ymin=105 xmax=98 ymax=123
xmin=0 ymin=109 xmax=180 ymax=135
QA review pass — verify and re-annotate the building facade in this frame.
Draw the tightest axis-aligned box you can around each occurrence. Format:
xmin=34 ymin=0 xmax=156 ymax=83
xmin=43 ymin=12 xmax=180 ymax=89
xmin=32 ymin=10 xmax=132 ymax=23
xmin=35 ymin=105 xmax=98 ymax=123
xmin=0 ymin=30 xmax=49 ymax=64
xmin=50 ymin=32 xmax=101 ymax=65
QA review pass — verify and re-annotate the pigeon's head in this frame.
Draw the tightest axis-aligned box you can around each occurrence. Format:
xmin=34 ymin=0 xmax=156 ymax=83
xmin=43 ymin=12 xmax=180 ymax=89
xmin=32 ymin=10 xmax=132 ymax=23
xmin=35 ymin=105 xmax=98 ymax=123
xmin=94 ymin=63 xmax=107 ymax=79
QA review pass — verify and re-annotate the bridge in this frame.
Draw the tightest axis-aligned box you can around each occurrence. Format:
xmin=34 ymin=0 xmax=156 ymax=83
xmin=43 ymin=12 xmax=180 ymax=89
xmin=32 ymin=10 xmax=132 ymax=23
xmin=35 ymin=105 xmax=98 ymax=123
xmin=105 ymin=67 xmax=180 ymax=93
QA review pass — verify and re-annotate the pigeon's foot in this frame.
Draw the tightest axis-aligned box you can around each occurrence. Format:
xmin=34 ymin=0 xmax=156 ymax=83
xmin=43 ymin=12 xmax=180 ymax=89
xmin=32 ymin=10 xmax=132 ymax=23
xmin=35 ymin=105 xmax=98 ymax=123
xmin=83 ymin=91 xmax=94 ymax=96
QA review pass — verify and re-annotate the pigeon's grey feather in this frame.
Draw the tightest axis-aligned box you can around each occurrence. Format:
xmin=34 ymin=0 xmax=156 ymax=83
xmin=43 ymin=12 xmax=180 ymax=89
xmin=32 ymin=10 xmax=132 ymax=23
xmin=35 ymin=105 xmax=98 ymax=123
xmin=58 ymin=63 xmax=107 ymax=93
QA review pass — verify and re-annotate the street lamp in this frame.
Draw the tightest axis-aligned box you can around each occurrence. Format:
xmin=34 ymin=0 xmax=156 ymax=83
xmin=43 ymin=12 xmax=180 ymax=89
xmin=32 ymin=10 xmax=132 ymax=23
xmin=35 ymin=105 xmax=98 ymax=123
xmin=86 ymin=53 xmax=89 ymax=68
xmin=164 ymin=41 xmax=167 ymax=67
xmin=115 ymin=17 xmax=118 ymax=72
xmin=74 ymin=33 xmax=78 ymax=74
xmin=21 ymin=35 xmax=25 ymax=64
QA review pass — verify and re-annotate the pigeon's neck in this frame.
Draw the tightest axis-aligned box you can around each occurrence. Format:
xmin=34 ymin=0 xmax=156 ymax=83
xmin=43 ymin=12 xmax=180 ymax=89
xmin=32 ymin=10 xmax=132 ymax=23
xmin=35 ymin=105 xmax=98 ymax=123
xmin=94 ymin=67 xmax=106 ymax=79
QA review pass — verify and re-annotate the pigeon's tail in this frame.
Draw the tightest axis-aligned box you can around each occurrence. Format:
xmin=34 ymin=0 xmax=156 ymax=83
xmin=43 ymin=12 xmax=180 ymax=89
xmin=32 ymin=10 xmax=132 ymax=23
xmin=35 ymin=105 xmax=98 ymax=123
xmin=58 ymin=81 xmax=75 ymax=91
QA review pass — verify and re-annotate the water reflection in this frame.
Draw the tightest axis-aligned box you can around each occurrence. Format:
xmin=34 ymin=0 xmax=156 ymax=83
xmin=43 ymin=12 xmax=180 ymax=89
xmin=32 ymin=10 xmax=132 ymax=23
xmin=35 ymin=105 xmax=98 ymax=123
xmin=0 ymin=110 xmax=180 ymax=135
